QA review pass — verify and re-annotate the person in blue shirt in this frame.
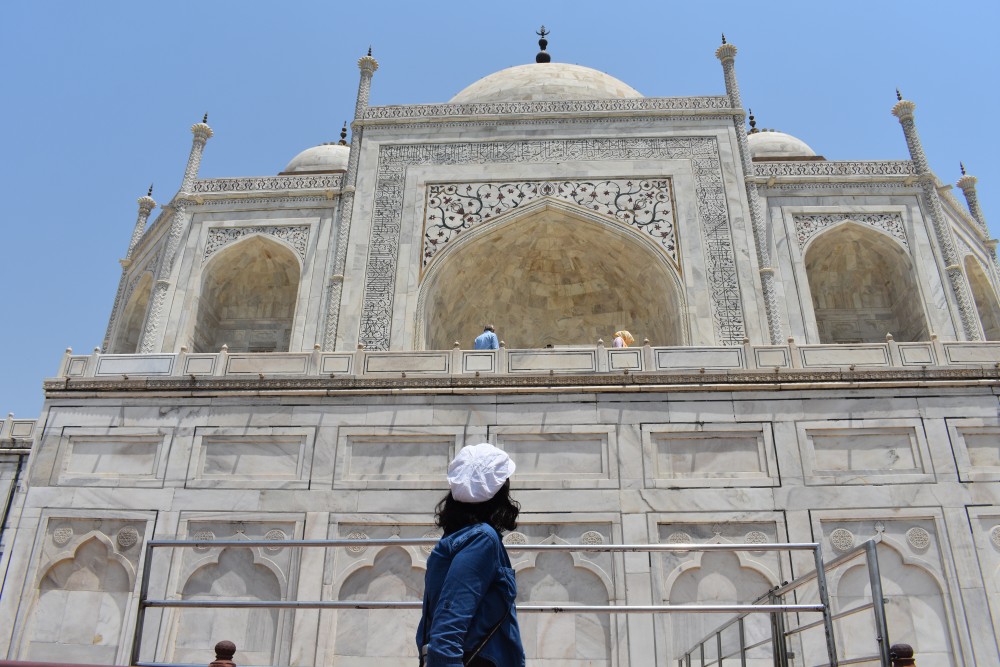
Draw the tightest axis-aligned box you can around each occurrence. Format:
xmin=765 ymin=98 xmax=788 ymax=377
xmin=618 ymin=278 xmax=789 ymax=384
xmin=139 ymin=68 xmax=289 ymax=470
xmin=473 ymin=325 xmax=499 ymax=350
xmin=417 ymin=443 xmax=524 ymax=667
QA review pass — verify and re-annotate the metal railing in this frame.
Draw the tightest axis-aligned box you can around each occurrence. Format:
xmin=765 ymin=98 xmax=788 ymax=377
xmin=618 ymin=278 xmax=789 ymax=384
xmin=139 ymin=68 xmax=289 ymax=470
xmin=130 ymin=538 xmax=838 ymax=667
xmin=679 ymin=539 xmax=889 ymax=667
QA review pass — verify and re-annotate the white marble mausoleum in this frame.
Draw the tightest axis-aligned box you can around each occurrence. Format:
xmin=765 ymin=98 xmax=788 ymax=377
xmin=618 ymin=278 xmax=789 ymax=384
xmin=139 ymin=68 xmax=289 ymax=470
xmin=2 ymin=33 xmax=1000 ymax=666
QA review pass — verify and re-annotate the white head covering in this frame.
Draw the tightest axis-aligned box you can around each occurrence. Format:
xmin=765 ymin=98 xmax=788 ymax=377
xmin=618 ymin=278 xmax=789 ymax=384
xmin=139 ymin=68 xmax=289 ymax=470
xmin=447 ymin=443 xmax=516 ymax=503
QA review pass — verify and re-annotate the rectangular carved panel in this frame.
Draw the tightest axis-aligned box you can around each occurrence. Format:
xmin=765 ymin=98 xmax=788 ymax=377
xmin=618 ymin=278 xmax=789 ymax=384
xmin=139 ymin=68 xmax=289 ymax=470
xmin=797 ymin=419 xmax=932 ymax=485
xmin=187 ymin=427 xmax=314 ymax=489
xmin=334 ymin=426 xmax=462 ymax=489
xmin=490 ymin=426 xmax=618 ymax=489
xmin=642 ymin=424 xmax=778 ymax=488
xmin=52 ymin=428 xmax=170 ymax=487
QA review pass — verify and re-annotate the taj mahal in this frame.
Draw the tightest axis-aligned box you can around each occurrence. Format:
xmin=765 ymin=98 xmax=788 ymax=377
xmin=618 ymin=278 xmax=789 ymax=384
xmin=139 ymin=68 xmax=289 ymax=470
xmin=1 ymin=30 xmax=999 ymax=666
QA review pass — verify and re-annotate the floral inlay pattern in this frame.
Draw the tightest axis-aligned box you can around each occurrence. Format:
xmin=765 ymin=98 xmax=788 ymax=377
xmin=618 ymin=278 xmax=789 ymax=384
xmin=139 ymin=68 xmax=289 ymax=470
xmin=204 ymin=225 xmax=310 ymax=262
xmin=793 ymin=213 xmax=907 ymax=250
xmin=423 ymin=179 xmax=675 ymax=267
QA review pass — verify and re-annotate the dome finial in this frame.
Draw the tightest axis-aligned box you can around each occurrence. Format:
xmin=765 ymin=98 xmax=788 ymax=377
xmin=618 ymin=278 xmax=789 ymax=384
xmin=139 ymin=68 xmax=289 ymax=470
xmin=202 ymin=113 xmax=208 ymax=124
xmin=535 ymin=25 xmax=551 ymax=63
xmin=147 ymin=183 xmax=154 ymax=197
xmin=896 ymin=88 xmax=902 ymax=101
xmin=367 ymin=46 xmax=372 ymax=57
xmin=747 ymin=108 xmax=758 ymax=134
xmin=721 ymin=33 xmax=727 ymax=45
xmin=960 ymin=161 xmax=966 ymax=176
xmin=339 ymin=121 xmax=348 ymax=146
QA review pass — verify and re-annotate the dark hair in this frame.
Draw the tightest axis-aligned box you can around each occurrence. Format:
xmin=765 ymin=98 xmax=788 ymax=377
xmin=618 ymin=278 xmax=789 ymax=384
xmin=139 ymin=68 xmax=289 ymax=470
xmin=484 ymin=325 xmax=495 ymax=332
xmin=435 ymin=479 xmax=519 ymax=536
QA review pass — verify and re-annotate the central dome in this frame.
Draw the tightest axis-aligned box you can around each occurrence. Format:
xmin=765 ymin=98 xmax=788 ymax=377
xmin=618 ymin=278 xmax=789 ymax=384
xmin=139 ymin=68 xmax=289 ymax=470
xmin=450 ymin=63 xmax=642 ymax=104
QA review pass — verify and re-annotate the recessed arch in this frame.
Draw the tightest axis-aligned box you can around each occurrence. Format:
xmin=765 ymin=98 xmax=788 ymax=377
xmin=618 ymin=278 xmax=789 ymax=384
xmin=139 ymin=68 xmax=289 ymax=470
xmin=27 ymin=537 xmax=131 ymax=663
xmin=965 ymin=256 xmax=1000 ymax=340
xmin=419 ymin=200 xmax=686 ymax=349
xmin=111 ymin=273 xmax=153 ymax=353
xmin=193 ymin=235 xmax=301 ymax=353
xmin=804 ymin=222 xmax=928 ymax=343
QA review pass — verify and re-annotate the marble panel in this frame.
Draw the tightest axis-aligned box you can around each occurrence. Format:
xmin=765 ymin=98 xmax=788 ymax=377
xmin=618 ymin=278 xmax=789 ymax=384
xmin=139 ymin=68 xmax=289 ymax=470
xmin=507 ymin=349 xmax=597 ymax=373
xmin=941 ymin=342 xmax=1000 ymax=364
xmin=798 ymin=344 xmax=890 ymax=368
xmin=641 ymin=423 xmax=778 ymax=488
xmin=320 ymin=354 xmax=352 ymax=374
xmin=225 ymin=353 xmax=310 ymax=374
xmin=655 ymin=347 xmax=743 ymax=370
xmin=363 ymin=352 xmax=449 ymax=374
xmin=947 ymin=417 xmax=1000 ymax=482
xmin=65 ymin=357 xmax=89 ymax=376
xmin=796 ymin=418 xmax=933 ymax=485
xmin=490 ymin=425 xmax=618 ymax=489
xmin=182 ymin=354 xmax=217 ymax=375
xmin=51 ymin=427 xmax=171 ymax=488
xmin=608 ymin=348 xmax=642 ymax=370
xmin=897 ymin=342 xmax=935 ymax=366
xmin=461 ymin=351 xmax=495 ymax=373
xmin=94 ymin=354 xmax=175 ymax=376
xmin=754 ymin=346 xmax=791 ymax=368
xmin=333 ymin=426 xmax=461 ymax=489
xmin=967 ymin=507 xmax=1000 ymax=659
xmin=186 ymin=427 xmax=314 ymax=489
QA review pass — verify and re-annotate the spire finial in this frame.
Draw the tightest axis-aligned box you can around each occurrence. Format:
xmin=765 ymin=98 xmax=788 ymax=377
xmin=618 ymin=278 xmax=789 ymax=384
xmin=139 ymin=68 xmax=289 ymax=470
xmin=895 ymin=88 xmax=902 ymax=102
xmin=748 ymin=108 xmax=758 ymax=134
xmin=960 ymin=162 xmax=966 ymax=176
xmin=147 ymin=183 xmax=153 ymax=197
xmin=202 ymin=113 xmax=208 ymax=124
xmin=721 ymin=33 xmax=727 ymax=44
xmin=339 ymin=121 xmax=348 ymax=146
xmin=367 ymin=46 xmax=372 ymax=57
xmin=535 ymin=25 xmax=551 ymax=63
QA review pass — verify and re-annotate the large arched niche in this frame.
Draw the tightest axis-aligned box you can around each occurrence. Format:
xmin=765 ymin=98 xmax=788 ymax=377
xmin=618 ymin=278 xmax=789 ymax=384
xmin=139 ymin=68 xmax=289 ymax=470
xmin=804 ymin=223 xmax=928 ymax=343
xmin=965 ymin=256 xmax=1000 ymax=340
xmin=111 ymin=272 xmax=153 ymax=353
xmin=193 ymin=236 xmax=300 ymax=353
xmin=419 ymin=202 xmax=685 ymax=349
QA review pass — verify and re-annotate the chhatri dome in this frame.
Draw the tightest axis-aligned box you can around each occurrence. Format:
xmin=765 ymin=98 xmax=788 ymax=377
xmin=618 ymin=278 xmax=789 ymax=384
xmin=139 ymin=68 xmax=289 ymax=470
xmin=281 ymin=123 xmax=351 ymax=173
xmin=744 ymin=110 xmax=818 ymax=159
xmin=450 ymin=26 xmax=641 ymax=103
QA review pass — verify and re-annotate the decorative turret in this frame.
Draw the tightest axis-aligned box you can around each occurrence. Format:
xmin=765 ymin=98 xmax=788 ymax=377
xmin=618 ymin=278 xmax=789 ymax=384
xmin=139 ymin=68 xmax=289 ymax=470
xmin=126 ymin=184 xmax=157 ymax=260
xmin=181 ymin=114 xmax=213 ymax=193
xmin=957 ymin=162 xmax=990 ymax=236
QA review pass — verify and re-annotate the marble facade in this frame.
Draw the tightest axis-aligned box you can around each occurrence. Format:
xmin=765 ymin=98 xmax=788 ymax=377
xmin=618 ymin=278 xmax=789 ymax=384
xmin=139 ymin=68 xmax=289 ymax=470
xmin=2 ymin=37 xmax=1000 ymax=666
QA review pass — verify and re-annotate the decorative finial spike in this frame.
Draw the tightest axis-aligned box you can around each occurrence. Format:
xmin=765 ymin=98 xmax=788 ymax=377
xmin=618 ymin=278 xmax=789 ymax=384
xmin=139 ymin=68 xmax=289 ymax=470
xmin=721 ymin=33 xmax=727 ymax=44
xmin=960 ymin=162 xmax=966 ymax=176
xmin=535 ymin=25 xmax=551 ymax=63
xmin=747 ymin=108 xmax=758 ymax=134
xmin=202 ymin=113 xmax=208 ymax=124
xmin=895 ymin=88 xmax=902 ymax=101
xmin=147 ymin=183 xmax=153 ymax=197
xmin=339 ymin=121 xmax=348 ymax=145
xmin=367 ymin=46 xmax=372 ymax=57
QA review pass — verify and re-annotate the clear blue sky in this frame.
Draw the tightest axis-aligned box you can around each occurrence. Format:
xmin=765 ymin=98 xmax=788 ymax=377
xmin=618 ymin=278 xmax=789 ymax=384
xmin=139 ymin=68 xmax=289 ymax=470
xmin=1 ymin=1 xmax=997 ymax=420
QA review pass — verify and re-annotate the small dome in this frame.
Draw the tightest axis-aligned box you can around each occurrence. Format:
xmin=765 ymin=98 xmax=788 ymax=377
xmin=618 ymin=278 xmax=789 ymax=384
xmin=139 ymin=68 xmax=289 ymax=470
xmin=450 ymin=63 xmax=642 ymax=104
xmin=282 ymin=143 xmax=350 ymax=173
xmin=747 ymin=130 xmax=816 ymax=159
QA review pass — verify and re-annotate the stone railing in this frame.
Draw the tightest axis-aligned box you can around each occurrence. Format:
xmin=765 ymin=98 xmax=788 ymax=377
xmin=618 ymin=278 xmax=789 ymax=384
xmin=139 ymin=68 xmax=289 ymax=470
xmin=0 ymin=413 xmax=36 ymax=450
xmin=54 ymin=338 xmax=1000 ymax=382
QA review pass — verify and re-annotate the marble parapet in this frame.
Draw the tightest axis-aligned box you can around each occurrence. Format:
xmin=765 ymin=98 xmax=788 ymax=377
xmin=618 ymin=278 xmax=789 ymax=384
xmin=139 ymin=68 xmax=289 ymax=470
xmin=47 ymin=341 xmax=1000 ymax=397
xmin=0 ymin=415 xmax=36 ymax=452
xmin=361 ymin=96 xmax=734 ymax=124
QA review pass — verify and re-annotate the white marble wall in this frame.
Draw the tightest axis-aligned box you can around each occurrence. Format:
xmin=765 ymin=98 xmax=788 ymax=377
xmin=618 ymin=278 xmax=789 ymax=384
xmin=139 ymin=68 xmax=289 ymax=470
xmin=0 ymin=380 xmax=998 ymax=664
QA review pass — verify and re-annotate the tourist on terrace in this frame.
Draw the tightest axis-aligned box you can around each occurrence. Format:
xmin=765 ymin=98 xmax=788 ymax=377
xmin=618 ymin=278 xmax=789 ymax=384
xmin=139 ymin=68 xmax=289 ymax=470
xmin=613 ymin=330 xmax=635 ymax=348
xmin=474 ymin=325 xmax=499 ymax=350
xmin=417 ymin=443 xmax=524 ymax=667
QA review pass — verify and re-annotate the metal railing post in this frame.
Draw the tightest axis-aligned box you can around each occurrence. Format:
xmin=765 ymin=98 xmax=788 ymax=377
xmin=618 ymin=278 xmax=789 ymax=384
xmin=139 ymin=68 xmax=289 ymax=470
xmin=716 ymin=630 xmax=723 ymax=666
xmin=865 ymin=540 xmax=891 ymax=666
xmin=813 ymin=543 xmax=839 ymax=666
xmin=738 ymin=617 xmax=747 ymax=667
xmin=130 ymin=539 xmax=156 ymax=666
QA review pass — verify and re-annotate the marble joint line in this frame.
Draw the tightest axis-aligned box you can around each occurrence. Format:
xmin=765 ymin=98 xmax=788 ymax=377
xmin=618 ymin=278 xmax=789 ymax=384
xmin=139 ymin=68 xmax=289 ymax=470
xmin=793 ymin=212 xmax=908 ymax=250
xmin=359 ymin=138 xmax=747 ymax=350
xmin=422 ymin=178 xmax=677 ymax=267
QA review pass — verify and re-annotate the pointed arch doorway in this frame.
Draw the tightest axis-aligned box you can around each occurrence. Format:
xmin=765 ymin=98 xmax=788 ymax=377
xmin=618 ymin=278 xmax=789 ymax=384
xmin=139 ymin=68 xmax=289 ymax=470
xmin=419 ymin=201 xmax=685 ymax=350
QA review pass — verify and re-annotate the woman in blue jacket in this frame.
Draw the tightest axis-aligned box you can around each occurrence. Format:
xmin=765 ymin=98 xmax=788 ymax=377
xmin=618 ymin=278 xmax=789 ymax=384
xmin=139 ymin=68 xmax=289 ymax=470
xmin=417 ymin=443 xmax=525 ymax=667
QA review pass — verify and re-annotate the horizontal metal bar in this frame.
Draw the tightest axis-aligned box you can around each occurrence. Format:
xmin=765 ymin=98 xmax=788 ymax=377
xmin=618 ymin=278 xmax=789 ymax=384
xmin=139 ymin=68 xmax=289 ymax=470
xmin=813 ymin=655 xmax=881 ymax=667
xmin=769 ymin=540 xmax=873 ymax=597
xmin=147 ymin=538 xmax=819 ymax=552
xmin=142 ymin=598 xmax=825 ymax=613
xmin=785 ymin=602 xmax=875 ymax=636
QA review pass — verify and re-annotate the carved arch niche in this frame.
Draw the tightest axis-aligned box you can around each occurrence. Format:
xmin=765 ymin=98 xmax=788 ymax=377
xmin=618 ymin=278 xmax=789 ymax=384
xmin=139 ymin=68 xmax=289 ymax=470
xmin=804 ymin=223 xmax=928 ymax=343
xmin=111 ymin=272 xmax=153 ymax=353
xmin=25 ymin=519 xmax=144 ymax=664
xmin=332 ymin=546 xmax=424 ymax=665
xmin=419 ymin=201 xmax=685 ymax=350
xmin=832 ymin=542 xmax=955 ymax=665
xmin=192 ymin=235 xmax=301 ymax=353
xmin=964 ymin=256 xmax=1000 ymax=340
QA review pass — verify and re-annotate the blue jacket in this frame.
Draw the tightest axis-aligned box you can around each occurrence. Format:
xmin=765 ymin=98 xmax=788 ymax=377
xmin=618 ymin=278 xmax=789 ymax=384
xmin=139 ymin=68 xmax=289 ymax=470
xmin=417 ymin=523 xmax=524 ymax=667
xmin=474 ymin=331 xmax=499 ymax=350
